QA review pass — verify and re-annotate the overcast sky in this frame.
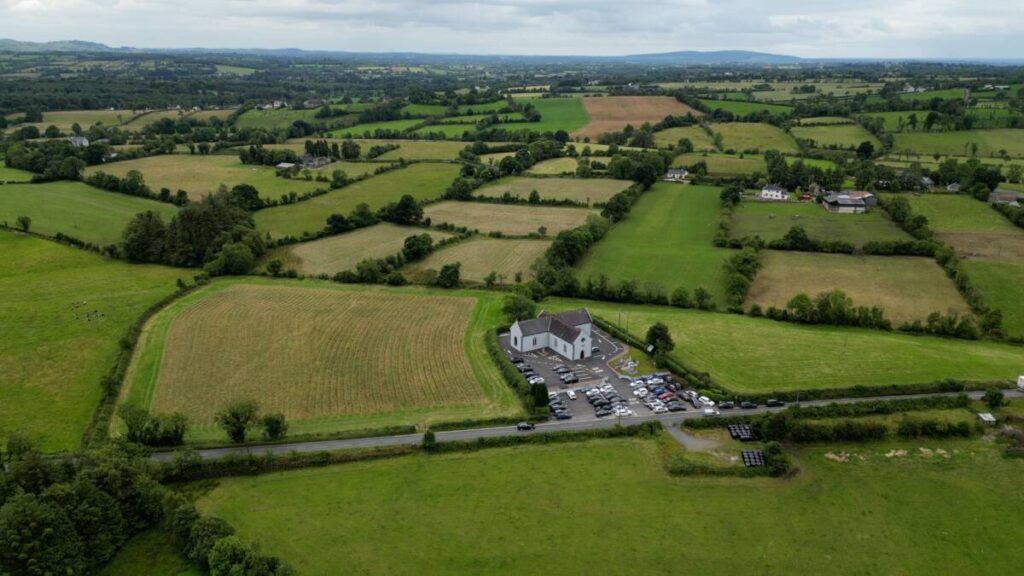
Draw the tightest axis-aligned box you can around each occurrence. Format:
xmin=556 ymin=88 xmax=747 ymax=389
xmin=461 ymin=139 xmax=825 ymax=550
xmin=1 ymin=0 xmax=1022 ymax=58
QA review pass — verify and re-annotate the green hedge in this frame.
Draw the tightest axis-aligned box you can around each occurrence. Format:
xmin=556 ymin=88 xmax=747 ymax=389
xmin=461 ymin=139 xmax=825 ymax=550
xmin=424 ymin=422 xmax=660 ymax=454
xmin=158 ymin=445 xmax=417 ymax=482
xmin=487 ymin=327 xmax=547 ymax=416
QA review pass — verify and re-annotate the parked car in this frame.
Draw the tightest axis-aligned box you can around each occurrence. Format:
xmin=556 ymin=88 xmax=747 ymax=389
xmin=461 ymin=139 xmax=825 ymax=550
xmin=652 ymin=406 xmax=669 ymax=414
xmin=740 ymin=401 xmax=757 ymax=410
xmin=516 ymin=422 xmax=535 ymax=431
xmin=634 ymin=388 xmax=649 ymax=398
xmin=554 ymin=365 xmax=570 ymax=374
xmin=702 ymin=408 xmax=720 ymax=417
xmin=719 ymin=401 xmax=735 ymax=410
xmin=555 ymin=411 xmax=573 ymax=420
xmin=566 ymin=390 xmax=577 ymax=400
xmin=766 ymin=399 xmax=786 ymax=408
xmin=510 ymin=357 xmax=523 ymax=364
xmin=591 ymin=346 xmax=601 ymax=354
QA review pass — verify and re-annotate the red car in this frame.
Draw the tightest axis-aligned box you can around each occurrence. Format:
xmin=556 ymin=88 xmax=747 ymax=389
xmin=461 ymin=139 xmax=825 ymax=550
xmin=657 ymin=392 xmax=676 ymax=401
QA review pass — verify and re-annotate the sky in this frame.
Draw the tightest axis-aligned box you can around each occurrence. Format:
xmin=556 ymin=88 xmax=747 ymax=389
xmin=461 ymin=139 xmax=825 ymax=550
xmin=1 ymin=0 xmax=1022 ymax=59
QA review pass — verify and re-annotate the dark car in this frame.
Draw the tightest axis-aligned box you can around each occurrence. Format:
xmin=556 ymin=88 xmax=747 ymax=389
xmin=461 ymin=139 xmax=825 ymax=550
xmin=516 ymin=422 xmax=535 ymax=431
xmin=554 ymin=412 xmax=573 ymax=420
xmin=666 ymin=403 xmax=685 ymax=412
xmin=595 ymin=409 xmax=613 ymax=417
xmin=740 ymin=401 xmax=758 ymax=409
xmin=719 ymin=401 xmax=735 ymax=410
xmin=510 ymin=357 xmax=523 ymax=364
xmin=554 ymin=366 xmax=570 ymax=374
xmin=766 ymin=399 xmax=786 ymax=408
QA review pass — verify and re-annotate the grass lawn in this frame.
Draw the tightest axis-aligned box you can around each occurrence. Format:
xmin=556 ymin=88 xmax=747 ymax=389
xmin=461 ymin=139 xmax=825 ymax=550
xmin=0 ymin=231 xmax=185 ymax=452
xmin=84 ymin=154 xmax=326 ymax=202
xmin=653 ymin=125 xmax=717 ymax=150
xmin=730 ymin=201 xmax=910 ymax=245
xmin=790 ymin=124 xmax=880 ymax=149
xmin=697 ymin=99 xmax=792 ymax=117
xmin=100 ymin=529 xmax=199 ymax=576
xmin=116 ymin=279 xmax=521 ymax=441
xmin=962 ymin=260 xmax=1024 ymax=337
xmin=472 ymin=176 xmax=628 ymax=205
xmin=234 ymin=107 xmax=326 ymax=131
xmin=490 ymin=98 xmax=590 ymax=134
xmin=197 ymin=436 xmax=1024 ymax=575
xmin=423 ymin=202 xmax=597 ymax=236
xmin=711 ymin=123 xmax=799 ymax=153
xmin=746 ymin=251 xmax=971 ymax=324
xmin=263 ymin=223 xmax=453 ymax=276
xmin=0 ymin=182 xmax=178 ymax=246
xmin=0 ymin=163 xmax=34 ymax=181
xmin=893 ymin=129 xmax=1024 ymax=159
xmin=896 ymin=194 xmax=1024 ymax=261
xmin=576 ymin=183 xmax=732 ymax=305
xmin=254 ymin=163 xmax=461 ymax=238
xmin=525 ymin=157 xmax=580 ymax=175
xmin=549 ymin=297 xmax=1024 ymax=393
xmin=403 ymin=237 xmax=551 ymax=284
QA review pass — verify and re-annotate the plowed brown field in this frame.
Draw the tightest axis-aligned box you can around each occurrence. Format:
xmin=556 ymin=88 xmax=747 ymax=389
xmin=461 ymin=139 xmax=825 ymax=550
xmin=573 ymin=96 xmax=701 ymax=139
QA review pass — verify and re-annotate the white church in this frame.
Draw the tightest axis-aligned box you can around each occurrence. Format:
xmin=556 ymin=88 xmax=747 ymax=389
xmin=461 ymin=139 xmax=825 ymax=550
xmin=509 ymin=309 xmax=594 ymax=361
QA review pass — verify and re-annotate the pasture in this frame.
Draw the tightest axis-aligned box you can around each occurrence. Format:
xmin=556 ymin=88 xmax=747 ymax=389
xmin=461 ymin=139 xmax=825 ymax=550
xmin=573 ymin=96 xmax=700 ymax=139
xmin=893 ymin=129 xmax=1024 ymax=158
xmin=254 ymin=162 xmax=460 ymax=238
xmin=897 ymin=193 xmax=1024 ymax=261
xmin=746 ymin=251 xmax=971 ymax=324
xmin=0 ymin=232 xmax=184 ymax=452
xmin=412 ymin=123 xmax=479 ymax=138
xmin=263 ymin=223 xmax=453 ymax=276
xmin=0 ymin=162 xmax=34 ymax=181
xmin=730 ymin=201 xmax=910 ymax=245
xmin=423 ymin=202 xmax=597 ymax=236
xmin=674 ymin=153 xmax=835 ymax=177
xmin=472 ymin=176 xmax=628 ymax=204
xmin=0 ymin=181 xmax=179 ymax=246
xmin=233 ymin=107 xmax=327 ymax=131
xmin=653 ymin=125 xmax=717 ymax=150
xmin=963 ymin=260 xmax=1024 ymax=337
xmin=490 ymin=98 xmax=590 ymax=134
xmin=711 ymin=123 xmax=799 ymax=153
xmin=5 ymin=109 xmax=137 ymax=133
xmin=269 ymin=138 xmax=470 ymax=161
xmin=330 ymin=118 xmax=424 ymax=137
xmin=554 ymin=297 xmax=1024 ymax=392
xmin=404 ymin=237 xmax=551 ymax=284
xmin=401 ymin=101 xmax=510 ymax=116
xmin=118 ymin=280 xmax=521 ymax=439
xmin=526 ymin=157 xmax=580 ymax=175
xmin=196 ymin=436 xmax=1024 ymax=575
xmin=797 ymin=116 xmax=855 ymax=125
xmin=120 ymin=109 xmax=191 ymax=132
xmin=576 ymin=183 xmax=731 ymax=305
xmin=83 ymin=154 xmax=326 ymax=201
xmin=697 ymin=98 xmax=792 ymax=116
xmin=790 ymin=124 xmax=880 ymax=149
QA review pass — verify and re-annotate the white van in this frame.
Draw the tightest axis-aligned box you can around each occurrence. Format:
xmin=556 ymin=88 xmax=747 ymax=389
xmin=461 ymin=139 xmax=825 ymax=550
xmin=1018 ymin=375 xmax=1024 ymax=392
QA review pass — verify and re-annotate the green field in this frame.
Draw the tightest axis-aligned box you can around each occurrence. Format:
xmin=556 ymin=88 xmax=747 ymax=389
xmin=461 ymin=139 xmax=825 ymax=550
xmin=576 ymin=183 xmax=731 ymax=305
xmin=4 ymin=109 xmax=137 ymax=134
xmin=264 ymin=223 xmax=453 ymax=276
xmin=893 ymin=129 xmax=1024 ymax=158
xmin=896 ymin=194 xmax=1024 ymax=261
xmin=269 ymin=138 xmax=471 ymax=161
xmin=120 ymin=110 xmax=190 ymax=132
xmin=404 ymin=237 xmax=551 ymax=284
xmin=711 ymin=123 xmax=799 ymax=153
xmin=653 ymin=125 xmax=717 ymax=150
xmin=117 ymin=280 xmax=521 ymax=440
xmin=196 ymin=436 xmax=1024 ymax=575
xmin=0 ymin=181 xmax=178 ymax=246
xmin=83 ymin=154 xmax=328 ymax=201
xmin=731 ymin=201 xmax=910 ymax=245
xmin=100 ymin=529 xmax=199 ymax=576
xmin=551 ymin=297 xmax=1024 ymax=392
xmin=790 ymin=124 xmax=880 ymax=149
xmin=254 ymin=162 xmax=461 ymax=238
xmin=697 ymin=98 xmax=792 ymax=116
xmin=412 ymin=123 xmax=479 ymax=138
xmin=233 ymin=107 xmax=327 ymax=131
xmin=747 ymin=251 xmax=971 ymax=324
xmin=524 ymin=157 xmax=580 ymax=175
xmin=473 ymin=176 xmax=628 ymax=204
xmin=401 ymin=101 xmax=510 ymax=117
xmin=674 ymin=153 xmax=836 ymax=178
xmin=0 ymin=232 xmax=184 ymax=452
xmin=214 ymin=64 xmax=257 ymax=75
xmin=963 ymin=260 xmax=1024 ymax=337
xmin=860 ymin=110 xmax=931 ymax=132
xmin=797 ymin=116 xmax=855 ymax=125
xmin=0 ymin=163 xmax=34 ymax=181
xmin=330 ymin=118 xmax=424 ymax=137
xmin=422 ymin=202 xmax=597 ymax=236
xmin=490 ymin=98 xmax=590 ymax=134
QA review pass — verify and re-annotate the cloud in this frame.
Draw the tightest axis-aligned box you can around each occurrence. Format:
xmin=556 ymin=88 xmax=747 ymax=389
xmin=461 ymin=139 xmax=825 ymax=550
xmin=0 ymin=0 xmax=1021 ymax=57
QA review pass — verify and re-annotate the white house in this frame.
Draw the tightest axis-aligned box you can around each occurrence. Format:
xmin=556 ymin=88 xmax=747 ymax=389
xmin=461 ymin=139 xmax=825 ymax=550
xmin=760 ymin=184 xmax=790 ymax=201
xmin=510 ymin=309 xmax=593 ymax=361
xmin=664 ymin=168 xmax=689 ymax=182
xmin=68 ymin=136 xmax=90 ymax=147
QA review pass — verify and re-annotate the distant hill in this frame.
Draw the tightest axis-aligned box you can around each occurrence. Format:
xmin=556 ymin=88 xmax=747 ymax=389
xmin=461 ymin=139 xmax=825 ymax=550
xmin=622 ymin=50 xmax=802 ymax=64
xmin=0 ymin=39 xmax=118 ymax=53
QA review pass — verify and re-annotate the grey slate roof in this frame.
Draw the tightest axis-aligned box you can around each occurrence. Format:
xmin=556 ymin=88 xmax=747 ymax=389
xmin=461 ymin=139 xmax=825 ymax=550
xmin=516 ymin=309 xmax=592 ymax=343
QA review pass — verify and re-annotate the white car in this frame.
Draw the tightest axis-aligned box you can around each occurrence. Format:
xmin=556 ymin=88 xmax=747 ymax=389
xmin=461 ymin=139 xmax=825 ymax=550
xmin=652 ymin=406 xmax=669 ymax=414
xmin=530 ymin=377 xmax=546 ymax=385
xmin=647 ymin=377 xmax=664 ymax=385
xmin=566 ymin=390 xmax=577 ymax=400
xmin=702 ymin=407 xmax=720 ymax=417
xmin=633 ymin=388 xmax=649 ymax=398
xmin=699 ymin=396 xmax=714 ymax=407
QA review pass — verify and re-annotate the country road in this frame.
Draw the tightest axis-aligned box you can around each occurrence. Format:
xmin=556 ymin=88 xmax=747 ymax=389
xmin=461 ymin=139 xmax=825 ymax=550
xmin=150 ymin=388 xmax=1023 ymax=462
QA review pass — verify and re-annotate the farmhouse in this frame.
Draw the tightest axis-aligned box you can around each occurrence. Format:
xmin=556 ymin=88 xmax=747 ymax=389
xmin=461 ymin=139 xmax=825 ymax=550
xmin=304 ymin=98 xmax=324 ymax=109
xmin=68 ymin=136 xmax=90 ymax=147
xmin=664 ymin=168 xmax=689 ymax=182
xmin=822 ymin=192 xmax=867 ymax=214
xmin=760 ymin=184 xmax=790 ymax=201
xmin=989 ymin=189 xmax=1023 ymax=206
xmin=510 ymin=309 xmax=594 ymax=361
xmin=300 ymin=154 xmax=331 ymax=169
xmin=947 ymin=182 xmax=961 ymax=193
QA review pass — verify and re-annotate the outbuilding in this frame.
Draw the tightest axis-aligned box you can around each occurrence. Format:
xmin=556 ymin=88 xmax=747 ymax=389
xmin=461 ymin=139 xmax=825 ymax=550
xmin=510 ymin=309 xmax=594 ymax=361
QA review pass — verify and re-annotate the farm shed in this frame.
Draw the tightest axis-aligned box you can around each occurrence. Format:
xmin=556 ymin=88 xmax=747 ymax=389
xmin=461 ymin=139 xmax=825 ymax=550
xmin=822 ymin=192 xmax=872 ymax=214
xmin=510 ymin=309 xmax=594 ymax=361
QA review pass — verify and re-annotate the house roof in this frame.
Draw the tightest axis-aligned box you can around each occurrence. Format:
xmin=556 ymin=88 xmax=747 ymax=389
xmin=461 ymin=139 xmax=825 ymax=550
xmin=763 ymin=184 xmax=788 ymax=192
xmin=991 ymin=190 xmax=1023 ymax=203
xmin=516 ymin=308 xmax=591 ymax=343
xmin=824 ymin=193 xmax=865 ymax=206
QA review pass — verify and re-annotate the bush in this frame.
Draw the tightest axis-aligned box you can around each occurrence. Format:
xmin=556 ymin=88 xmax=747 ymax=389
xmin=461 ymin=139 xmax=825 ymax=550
xmin=260 ymin=413 xmax=288 ymax=441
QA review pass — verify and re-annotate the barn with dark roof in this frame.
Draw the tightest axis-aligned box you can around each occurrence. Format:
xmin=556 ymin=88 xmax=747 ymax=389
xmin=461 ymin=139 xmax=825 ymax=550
xmin=509 ymin=309 xmax=593 ymax=360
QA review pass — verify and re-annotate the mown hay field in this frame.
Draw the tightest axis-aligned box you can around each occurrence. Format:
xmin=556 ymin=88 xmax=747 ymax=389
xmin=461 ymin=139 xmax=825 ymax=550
xmin=234 ymin=107 xmax=329 ymax=131
xmin=673 ymin=153 xmax=836 ymax=177
xmin=896 ymin=193 xmax=1024 ymax=261
xmin=551 ymin=297 xmax=1024 ymax=392
xmin=653 ymin=125 xmax=717 ymax=150
xmin=195 ymin=436 xmax=1024 ymax=575
xmin=0 ymin=232 xmax=185 ymax=452
xmin=404 ymin=237 xmax=551 ymax=284
xmin=575 ymin=183 xmax=732 ymax=306
xmin=710 ymin=122 xmax=799 ymax=153
xmin=573 ymin=96 xmax=701 ymax=139
xmin=83 ymin=154 xmax=328 ymax=201
xmin=490 ymin=98 xmax=590 ymax=134
xmin=4 ymin=109 xmax=138 ymax=134
xmin=790 ymin=124 xmax=880 ymax=149
xmin=473 ymin=176 xmax=627 ymax=204
xmin=120 ymin=110 xmax=192 ymax=132
xmin=118 ymin=281 xmax=521 ymax=439
xmin=255 ymin=162 xmax=461 ymax=238
xmin=0 ymin=181 xmax=179 ymax=246
xmin=893 ymin=129 xmax=1024 ymax=158
xmin=525 ymin=157 xmax=580 ymax=175
xmin=746 ymin=251 xmax=971 ymax=325
xmin=730 ymin=201 xmax=910 ymax=245
xmin=422 ymin=201 xmax=598 ymax=235
xmin=264 ymin=223 xmax=453 ymax=276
